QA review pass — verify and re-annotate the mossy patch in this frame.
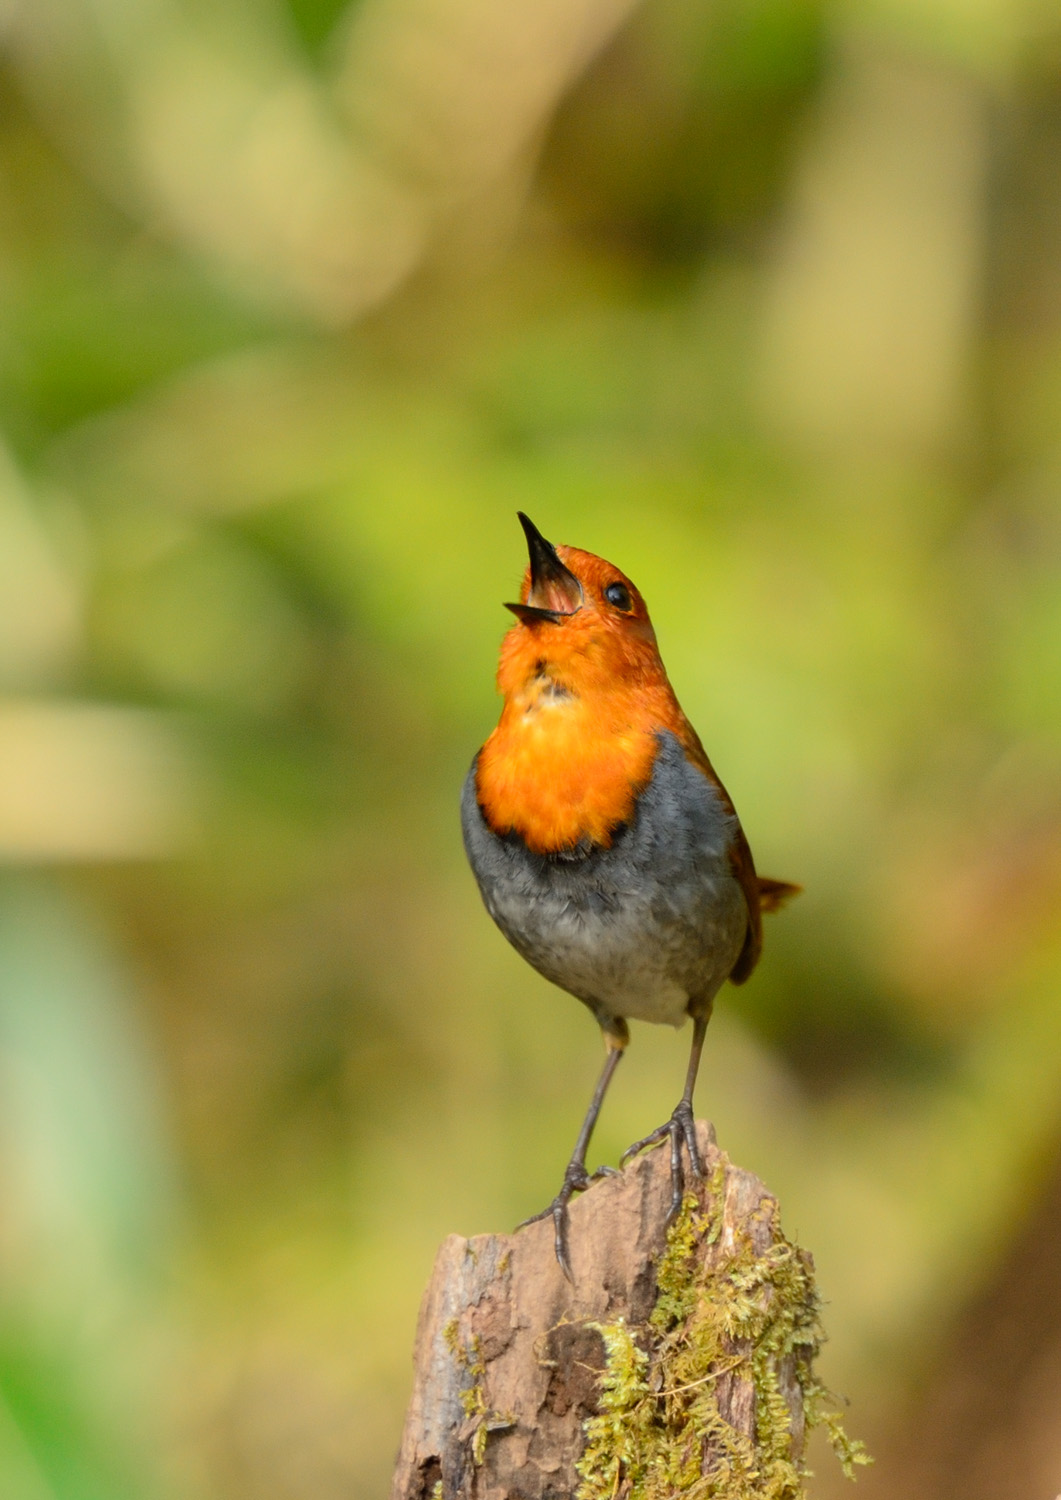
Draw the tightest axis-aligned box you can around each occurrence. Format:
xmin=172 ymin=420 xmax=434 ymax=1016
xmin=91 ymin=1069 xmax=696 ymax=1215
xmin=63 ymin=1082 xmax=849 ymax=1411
xmin=443 ymin=1316 xmax=515 ymax=1466
xmin=575 ymin=1168 xmax=869 ymax=1499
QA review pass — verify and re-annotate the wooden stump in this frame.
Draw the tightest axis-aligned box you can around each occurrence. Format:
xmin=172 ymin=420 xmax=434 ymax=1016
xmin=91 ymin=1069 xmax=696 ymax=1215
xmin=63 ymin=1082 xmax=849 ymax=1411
xmin=392 ymin=1122 xmax=846 ymax=1500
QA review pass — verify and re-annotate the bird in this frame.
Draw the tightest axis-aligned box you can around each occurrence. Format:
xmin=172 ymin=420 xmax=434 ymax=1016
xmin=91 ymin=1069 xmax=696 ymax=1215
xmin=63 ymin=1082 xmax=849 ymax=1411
xmin=461 ymin=513 xmax=799 ymax=1278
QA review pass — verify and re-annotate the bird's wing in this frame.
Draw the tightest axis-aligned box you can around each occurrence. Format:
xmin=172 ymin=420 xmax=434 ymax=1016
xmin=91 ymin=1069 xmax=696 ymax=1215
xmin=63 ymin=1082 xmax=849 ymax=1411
xmin=670 ymin=713 xmax=800 ymax=984
xmin=726 ymin=825 xmax=766 ymax=984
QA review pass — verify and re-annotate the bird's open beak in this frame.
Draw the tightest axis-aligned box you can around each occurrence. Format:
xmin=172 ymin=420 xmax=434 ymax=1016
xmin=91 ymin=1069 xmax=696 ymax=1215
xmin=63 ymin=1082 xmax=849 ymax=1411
xmin=504 ymin=513 xmax=583 ymax=623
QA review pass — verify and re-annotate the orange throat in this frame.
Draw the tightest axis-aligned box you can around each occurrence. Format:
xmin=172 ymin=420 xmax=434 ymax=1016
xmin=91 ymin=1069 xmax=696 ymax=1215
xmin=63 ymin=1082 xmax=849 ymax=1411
xmin=475 ymin=675 xmax=661 ymax=854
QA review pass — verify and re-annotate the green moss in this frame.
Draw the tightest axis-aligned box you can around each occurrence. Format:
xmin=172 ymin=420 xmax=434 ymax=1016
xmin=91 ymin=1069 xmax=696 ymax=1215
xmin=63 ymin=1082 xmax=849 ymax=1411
xmin=576 ymin=1176 xmax=870 ymax=1499
xmin=443 ymin=1317 xmax=514 ymax=1467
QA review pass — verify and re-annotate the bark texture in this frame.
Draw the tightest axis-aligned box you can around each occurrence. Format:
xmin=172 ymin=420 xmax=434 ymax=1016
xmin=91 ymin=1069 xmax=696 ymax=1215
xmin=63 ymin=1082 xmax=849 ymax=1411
xmin=392 ymin=1122 xmax=826 ymax=1500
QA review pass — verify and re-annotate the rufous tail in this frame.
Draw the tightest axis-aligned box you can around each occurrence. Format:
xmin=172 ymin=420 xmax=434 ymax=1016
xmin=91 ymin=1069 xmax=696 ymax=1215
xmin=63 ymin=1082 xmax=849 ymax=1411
xmin=757 ymin=877 xmax=802 ymax=912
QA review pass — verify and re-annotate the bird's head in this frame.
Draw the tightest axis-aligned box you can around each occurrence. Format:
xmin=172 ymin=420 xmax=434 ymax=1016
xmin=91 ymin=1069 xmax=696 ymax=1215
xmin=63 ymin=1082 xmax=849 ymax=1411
xmin=496 ymin=514 xmax=663 ymax=700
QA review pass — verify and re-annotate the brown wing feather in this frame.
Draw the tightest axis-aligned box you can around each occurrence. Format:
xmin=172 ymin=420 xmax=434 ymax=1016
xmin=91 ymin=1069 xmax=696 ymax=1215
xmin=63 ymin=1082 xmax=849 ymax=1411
xmin=666 ymin=708 xmax=801 ymax=985
xmin=727 ymin=827 xmax=765 ymax=984
xmin=730 ymin=867 xmax=802 ymax=984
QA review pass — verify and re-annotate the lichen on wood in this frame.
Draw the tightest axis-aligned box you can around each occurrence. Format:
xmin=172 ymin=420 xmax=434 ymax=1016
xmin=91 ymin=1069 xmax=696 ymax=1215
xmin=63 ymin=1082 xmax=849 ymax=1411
xmin=576 ymin=1170 xmax=869 ymax=1499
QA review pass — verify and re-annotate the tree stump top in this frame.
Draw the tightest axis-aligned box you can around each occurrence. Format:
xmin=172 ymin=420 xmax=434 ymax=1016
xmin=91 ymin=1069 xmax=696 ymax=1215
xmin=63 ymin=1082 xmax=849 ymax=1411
xmin=392 ymin=1123 xmax=866 ymax=1499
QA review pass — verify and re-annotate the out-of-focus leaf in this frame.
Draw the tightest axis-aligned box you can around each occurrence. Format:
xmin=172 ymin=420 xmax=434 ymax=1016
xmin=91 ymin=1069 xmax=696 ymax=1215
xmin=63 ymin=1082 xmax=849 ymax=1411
xmin=0 ymin=877 xmax=177 ymax=1499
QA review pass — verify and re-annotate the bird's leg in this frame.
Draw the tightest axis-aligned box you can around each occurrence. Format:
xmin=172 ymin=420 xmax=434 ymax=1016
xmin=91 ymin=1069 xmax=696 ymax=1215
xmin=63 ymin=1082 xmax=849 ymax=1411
xmin=621 ymin=1006 xmax=711 ymax=1222
xmin=517 ymin=1025 xmax=627 ymax=1281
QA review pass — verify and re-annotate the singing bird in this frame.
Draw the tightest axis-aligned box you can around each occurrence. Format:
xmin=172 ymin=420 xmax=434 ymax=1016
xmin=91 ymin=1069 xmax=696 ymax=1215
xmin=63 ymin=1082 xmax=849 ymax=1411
xmin=461 ymin=515 xmax=799 ymax=1277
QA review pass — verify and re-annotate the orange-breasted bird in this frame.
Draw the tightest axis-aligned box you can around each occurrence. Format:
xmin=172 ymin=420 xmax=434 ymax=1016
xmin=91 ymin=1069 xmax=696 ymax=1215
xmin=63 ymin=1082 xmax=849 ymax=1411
xmin=461 ymin=514 xmax=799 ymax=1278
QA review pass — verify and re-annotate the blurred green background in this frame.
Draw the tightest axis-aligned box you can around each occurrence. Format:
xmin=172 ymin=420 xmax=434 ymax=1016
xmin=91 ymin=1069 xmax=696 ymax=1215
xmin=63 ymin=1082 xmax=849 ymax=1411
xmin=0 ymin=0 xmax=1059 ymax=1495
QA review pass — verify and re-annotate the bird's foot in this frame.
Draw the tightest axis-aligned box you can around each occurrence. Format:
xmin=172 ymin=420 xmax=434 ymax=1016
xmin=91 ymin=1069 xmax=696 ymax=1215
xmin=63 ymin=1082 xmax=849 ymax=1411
xmin=620 ymin=1100 xmax=702 ymax=1223
xmin=516 ymin=1160 xmax=619 ymax=1282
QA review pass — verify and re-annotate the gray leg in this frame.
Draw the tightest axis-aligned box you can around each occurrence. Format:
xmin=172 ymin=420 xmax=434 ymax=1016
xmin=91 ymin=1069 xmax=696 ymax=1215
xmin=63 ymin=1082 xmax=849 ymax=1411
xmin=621 ymin=1007 xmax=710 ymax=1221
xmin=518 ymin=1027 xmax=627 ymax=1281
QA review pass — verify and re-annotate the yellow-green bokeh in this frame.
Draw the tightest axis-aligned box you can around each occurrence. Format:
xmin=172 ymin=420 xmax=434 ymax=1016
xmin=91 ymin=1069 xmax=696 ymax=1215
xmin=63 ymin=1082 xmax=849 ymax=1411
xmin=0 ymin=0 xmax=1059 ymax=1496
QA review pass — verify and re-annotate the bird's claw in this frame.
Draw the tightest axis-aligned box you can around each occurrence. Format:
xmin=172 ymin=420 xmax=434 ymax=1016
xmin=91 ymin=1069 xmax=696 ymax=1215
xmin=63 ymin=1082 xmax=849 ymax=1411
xmin=620 ymin=1100 xmax=702 ymax=1223
xmin=516 ymin=1159 xmax=615 ymax=1281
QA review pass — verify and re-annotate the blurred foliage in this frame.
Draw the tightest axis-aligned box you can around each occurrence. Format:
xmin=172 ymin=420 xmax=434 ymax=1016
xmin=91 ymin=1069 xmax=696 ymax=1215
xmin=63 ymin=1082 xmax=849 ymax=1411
xmin=0 ymin=0 xmax=1059 ymax=1496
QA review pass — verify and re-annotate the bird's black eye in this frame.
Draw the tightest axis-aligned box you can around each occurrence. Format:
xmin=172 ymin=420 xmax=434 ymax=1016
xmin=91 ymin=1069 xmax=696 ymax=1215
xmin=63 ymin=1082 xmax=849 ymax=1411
xmin=604 ymin=581 xmax=632 ymax=611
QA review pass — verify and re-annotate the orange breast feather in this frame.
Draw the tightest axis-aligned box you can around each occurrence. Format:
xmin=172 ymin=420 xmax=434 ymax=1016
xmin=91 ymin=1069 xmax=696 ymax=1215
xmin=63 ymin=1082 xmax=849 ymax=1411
xmin=476 ymin=674 xmax=706 ymax=855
